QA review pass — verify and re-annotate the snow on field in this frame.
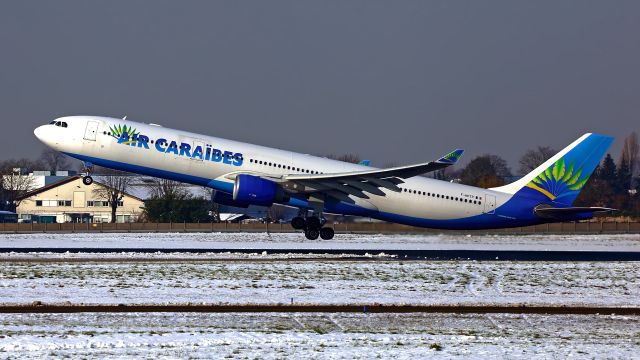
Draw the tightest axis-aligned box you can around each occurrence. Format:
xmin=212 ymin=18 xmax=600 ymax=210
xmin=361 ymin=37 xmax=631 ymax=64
xmin=1 ymin=312 xmax=638 ymax=359
xmin=1 ymin=260 xmax=638 ymax=306
xmin=0 ymin=232 xmax=639 ymax=251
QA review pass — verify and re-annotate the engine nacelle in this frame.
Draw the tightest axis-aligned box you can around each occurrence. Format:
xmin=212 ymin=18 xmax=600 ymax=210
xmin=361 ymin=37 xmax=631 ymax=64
xmin=212 ymin=190 xmax=250 ymax=208
xmin=233 ymin=174 xmax=285 ymax=207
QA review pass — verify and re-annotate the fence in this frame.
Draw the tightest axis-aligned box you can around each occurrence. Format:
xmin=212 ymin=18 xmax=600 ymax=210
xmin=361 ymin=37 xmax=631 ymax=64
xmin=1 ymin=221 xmax=640 ymax=234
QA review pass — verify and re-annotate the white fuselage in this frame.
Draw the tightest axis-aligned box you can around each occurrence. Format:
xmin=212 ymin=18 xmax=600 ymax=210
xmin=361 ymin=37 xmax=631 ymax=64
xmin=35 ymin=116 xmax=516 ymax=228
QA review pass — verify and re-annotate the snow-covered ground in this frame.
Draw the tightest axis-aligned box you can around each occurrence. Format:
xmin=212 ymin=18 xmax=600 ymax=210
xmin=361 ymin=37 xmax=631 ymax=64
xmin=1 ymin=232 xmax=639 ymax=251
xmin=1 ymin=312 xmax=638 ymax=359
xmin=1 ymin=259 xmax=638 ymax=306
xmin=1 ymin=233 xmax=638 ymax=358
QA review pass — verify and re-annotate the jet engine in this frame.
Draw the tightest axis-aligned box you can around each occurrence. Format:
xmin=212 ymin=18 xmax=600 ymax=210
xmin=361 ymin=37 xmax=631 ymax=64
xmin=233 ymin=174 xmax=287 ymax=207
xmin=212 ymin=190 xmax=250 ymax=208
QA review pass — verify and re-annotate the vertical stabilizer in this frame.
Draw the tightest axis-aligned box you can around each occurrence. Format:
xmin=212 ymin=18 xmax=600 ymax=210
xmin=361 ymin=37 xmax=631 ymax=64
xmin=491 ymin=133 xmax=613 ymax=206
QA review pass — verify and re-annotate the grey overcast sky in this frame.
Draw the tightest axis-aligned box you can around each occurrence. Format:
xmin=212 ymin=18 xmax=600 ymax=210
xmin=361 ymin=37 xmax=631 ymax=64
xmin=1 ymin=1 xmax=638 ymax=169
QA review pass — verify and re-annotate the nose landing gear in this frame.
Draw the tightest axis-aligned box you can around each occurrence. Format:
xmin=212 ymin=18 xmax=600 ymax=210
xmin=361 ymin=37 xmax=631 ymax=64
xmin=80 ymin=162 xmax=94 ymax=186
xmin=291 ymin=213 xmax=335 ymax=240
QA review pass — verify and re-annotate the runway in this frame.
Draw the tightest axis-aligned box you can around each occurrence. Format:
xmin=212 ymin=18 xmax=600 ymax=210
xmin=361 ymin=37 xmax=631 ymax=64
xmin=2 ymin=304 xmax=640 ymax=315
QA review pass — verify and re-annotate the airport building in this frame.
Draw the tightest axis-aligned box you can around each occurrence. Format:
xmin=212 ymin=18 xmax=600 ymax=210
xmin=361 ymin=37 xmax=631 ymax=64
xmin=16 ymin=176 xmax=144 ymax=223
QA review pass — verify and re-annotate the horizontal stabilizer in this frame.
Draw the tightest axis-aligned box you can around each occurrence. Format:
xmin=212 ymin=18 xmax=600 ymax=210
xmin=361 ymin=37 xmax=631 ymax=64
xmin=534 ymin=205 xmax=616 ymax=219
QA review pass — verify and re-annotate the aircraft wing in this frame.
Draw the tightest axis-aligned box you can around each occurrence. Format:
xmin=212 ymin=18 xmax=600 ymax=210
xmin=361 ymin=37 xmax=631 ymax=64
xmin=280 ymin=149 xmax=464 ymax=202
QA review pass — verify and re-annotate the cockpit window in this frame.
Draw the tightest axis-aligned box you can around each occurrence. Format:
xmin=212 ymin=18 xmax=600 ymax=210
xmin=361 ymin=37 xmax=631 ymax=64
xmin=52 ymin=121 xmax=68 ymax=128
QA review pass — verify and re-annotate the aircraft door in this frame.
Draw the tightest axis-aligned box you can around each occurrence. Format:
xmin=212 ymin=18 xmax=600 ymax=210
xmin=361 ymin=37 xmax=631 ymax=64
xmin=83 ymin=121 xmax=99 ymax=141
xmin=484 ymin=194 xmax=496 ymax=214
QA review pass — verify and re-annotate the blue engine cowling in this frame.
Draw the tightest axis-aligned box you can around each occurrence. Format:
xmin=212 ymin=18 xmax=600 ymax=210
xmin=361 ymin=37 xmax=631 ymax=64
xmin=212 ymin=190 xmax=250 ymax=208
xmin=233 ymin=174 xmax=284 ymax=207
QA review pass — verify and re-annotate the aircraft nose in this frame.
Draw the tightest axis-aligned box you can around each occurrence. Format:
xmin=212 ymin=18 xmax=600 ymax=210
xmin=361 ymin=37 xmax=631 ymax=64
xmin=33 ymin=125 xmax=47 ymax=142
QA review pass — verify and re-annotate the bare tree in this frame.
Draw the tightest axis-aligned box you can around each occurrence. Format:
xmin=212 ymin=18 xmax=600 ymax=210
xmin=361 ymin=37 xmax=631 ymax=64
xmin=460 ymin=154 xmax=512 ymax=188
xmin=267 ymin=204 xmax=288 ymax=223
xmin=92 ymin=169 xmax=134 ymax=223
xmin=201 ymin=187 xmax=221 ymax=222
xmin=327 ymin=153 xmax=361 ymax=164
xmin=40 ymin=149 xmax=71 ymax=174
xmin=518 ymin=146 xmax=556 ymax=175
xmin=621 ymin=132 xmax=639 ymax=188
xmin=145 ymin=178 xmax=188 ymax=200
xmin=0 ymin=163 xmax=38 ymax=212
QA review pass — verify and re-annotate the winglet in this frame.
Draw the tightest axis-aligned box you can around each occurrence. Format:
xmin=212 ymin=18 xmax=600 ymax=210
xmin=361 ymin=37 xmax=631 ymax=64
xmin=358 ymin=160 xmax=371 ymax=166
xmin=436 ymin=149 xmax=464 ymax=164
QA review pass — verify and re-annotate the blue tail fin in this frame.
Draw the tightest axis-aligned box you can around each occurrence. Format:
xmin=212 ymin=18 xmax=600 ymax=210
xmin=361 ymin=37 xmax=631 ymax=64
xmin=492 ymin=133 xmax=613 ymax=206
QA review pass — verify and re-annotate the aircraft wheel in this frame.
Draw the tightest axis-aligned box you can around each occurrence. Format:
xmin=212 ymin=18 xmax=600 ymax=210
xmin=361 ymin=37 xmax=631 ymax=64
xmin=305 ymin=216 xmax=321 ymax=230
xmin=291 ymin=216 xmax=305 ymax=230
xmin=82 ymin=176 xmax=93 ymax=186
xmin=319 ymin=227 xmax=334 ymax=240
xmin=304 ymin=229 xmax=320 ymax=240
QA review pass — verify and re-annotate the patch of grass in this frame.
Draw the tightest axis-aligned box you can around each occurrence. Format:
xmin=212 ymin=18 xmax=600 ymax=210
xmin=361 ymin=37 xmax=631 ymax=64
xmin=310 ymin=326 xmax=327 ymax=334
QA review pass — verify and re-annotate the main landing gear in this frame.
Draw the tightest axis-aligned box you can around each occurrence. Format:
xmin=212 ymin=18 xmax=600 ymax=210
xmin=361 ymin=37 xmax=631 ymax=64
xmin=291 ymin=214 xmax=335 ymax=240
xmin=80 ymin=162 xmax=94 ymax=186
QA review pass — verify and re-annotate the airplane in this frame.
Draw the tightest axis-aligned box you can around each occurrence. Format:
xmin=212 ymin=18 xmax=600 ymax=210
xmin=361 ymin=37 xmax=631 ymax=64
xmin=34 ymin=116 xmax=614 ymax=240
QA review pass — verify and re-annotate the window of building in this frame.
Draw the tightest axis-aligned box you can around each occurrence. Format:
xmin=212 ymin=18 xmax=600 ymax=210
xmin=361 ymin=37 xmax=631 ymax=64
xmin=37 ymin=200 xmax=57 ymax=207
